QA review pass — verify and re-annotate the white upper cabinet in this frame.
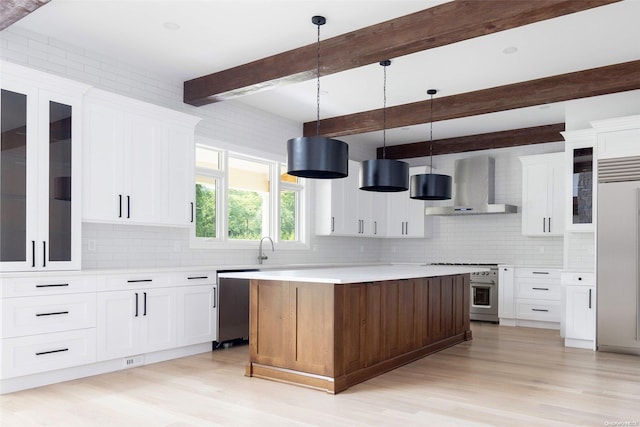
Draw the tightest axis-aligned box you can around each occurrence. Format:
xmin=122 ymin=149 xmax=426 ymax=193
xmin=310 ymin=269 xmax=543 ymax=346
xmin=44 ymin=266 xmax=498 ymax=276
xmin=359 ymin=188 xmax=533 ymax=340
xmin=520 ymin=153 xmax=565 ymax=236
xmin=385 ymin=167 xmax=430 ymax=238
xmin=315 ymin=162 xmax=429 ymax=238
xmin=83 ymin=89 xmax=200 ymax=227
xmin=1 ymin=62 xmax=89 ymax=272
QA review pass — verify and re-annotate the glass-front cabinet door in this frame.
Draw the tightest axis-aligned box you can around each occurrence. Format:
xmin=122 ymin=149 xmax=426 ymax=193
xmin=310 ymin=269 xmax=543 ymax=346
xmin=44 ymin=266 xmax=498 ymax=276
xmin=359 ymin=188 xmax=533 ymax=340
xmin=0 ymin=64 xmax=84 ymax=271
xmin=562 ymin=132 xmax=595 ymax=232
xmin=571 ymin=147 xmax=593 ymax=226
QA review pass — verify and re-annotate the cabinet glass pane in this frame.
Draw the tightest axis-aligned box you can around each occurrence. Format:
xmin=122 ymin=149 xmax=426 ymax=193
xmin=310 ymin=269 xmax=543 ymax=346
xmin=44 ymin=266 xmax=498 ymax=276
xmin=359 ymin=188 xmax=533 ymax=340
xmin=48 ymin=101 xmax=72 ymax=261
xmin=0 ymin=89 xmax=27 ymax=262
xmin=572 ymin=147 xmax=593 ymax=224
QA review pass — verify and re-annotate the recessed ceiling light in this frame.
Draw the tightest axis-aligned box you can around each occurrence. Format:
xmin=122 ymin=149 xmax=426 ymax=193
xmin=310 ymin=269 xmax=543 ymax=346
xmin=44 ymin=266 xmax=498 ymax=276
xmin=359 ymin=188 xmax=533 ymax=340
xmin=503 ymin=46 xmax=518 ymax=54
xmin=163 ymin=22 xmax=180 ymax=30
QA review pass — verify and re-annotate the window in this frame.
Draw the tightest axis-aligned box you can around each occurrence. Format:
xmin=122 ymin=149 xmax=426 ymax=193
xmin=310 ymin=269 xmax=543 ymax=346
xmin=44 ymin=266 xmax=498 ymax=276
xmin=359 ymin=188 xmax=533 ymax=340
xmin=193 ymin=146 xmax=306 ymax=246
xmin=227 ymin=156 xmax=270 ymax=240
xmin=194 ymin=145 xmax=222 ymax=239
xmin=279 ymin=166 xmax=302 ymax=242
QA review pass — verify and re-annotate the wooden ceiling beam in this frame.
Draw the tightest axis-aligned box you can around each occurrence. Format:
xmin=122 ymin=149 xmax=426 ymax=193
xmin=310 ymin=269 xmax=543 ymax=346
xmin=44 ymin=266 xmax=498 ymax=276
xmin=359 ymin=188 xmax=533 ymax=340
xmin=308 ymin=60 xmax=640 ymax=138
xmin=0 ymin=0 xmax=50 ymax=31
xmin=184 ymin=0 xmax=619 ymax=106
xmin=378 ymin=123 xmax=565 ymax=159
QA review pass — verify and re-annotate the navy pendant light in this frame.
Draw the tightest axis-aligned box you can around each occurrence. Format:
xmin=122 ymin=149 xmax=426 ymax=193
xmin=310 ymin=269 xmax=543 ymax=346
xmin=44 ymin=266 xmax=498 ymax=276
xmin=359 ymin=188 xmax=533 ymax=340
xmin=287 ymin=16 xmax=348 ymax=179
xmin=410 ymin=89 xmax=452 ymax=200
xmin=359 ymin=60 xmax=409 ymax=192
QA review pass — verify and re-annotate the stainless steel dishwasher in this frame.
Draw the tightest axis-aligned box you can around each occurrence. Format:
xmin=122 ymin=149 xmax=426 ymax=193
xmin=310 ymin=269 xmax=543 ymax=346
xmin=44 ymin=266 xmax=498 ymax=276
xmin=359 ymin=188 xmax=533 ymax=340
xmin=215 ymin=269 xmax=258 ymax=347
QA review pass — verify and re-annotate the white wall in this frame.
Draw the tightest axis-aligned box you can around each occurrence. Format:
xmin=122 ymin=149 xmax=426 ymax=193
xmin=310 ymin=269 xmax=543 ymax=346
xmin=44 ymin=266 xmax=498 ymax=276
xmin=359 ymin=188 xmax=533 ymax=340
xmin=1 ymin=26 xmax=383 ymax=269
xmin=0 ymin=26 xmax=579 ymax=270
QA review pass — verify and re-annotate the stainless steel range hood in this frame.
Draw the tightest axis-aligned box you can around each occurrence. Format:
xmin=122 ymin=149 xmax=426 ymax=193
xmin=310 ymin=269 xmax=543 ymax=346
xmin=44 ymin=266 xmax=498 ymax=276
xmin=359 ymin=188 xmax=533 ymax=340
xmin=424 ymin=155 xmax=517 ymax=216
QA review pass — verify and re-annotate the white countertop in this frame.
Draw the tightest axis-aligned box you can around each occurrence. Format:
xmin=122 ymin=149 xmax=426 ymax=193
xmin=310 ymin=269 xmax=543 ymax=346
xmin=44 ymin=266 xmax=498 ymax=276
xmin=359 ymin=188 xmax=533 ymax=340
xmin=217 ymin=264 xmax=487 ymax=284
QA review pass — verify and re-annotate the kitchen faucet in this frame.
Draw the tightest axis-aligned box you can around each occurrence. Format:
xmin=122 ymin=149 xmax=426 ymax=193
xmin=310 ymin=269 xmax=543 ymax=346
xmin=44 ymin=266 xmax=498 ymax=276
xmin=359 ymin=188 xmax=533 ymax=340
xmin=258 ymin=236 xmax=274 ymax=264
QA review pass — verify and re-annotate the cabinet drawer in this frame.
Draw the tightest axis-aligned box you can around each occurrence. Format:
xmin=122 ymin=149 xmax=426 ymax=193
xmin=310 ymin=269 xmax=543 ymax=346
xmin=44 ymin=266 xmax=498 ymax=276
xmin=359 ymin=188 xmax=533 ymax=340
xmin=176 ymin=272 xmax=216 ymax=286
xmin=1 ymin=329 xmax=97 ymax=379
xmin=0 ymin=276 xmax=97 ymax=297
xmin=514 ymin=268 xmax=561 ymax=280
xmin=516 ymin=282 xmax=561 ymax=300
xmin=101 ymin=273 xmax=171 ymax=291
xmin=516 ymin=299 xmax=560 ymax=322
xmin=561 ymin=272 xmax=595 ymax=286
xmin=2 ymin=294 xmax=96 ymax=338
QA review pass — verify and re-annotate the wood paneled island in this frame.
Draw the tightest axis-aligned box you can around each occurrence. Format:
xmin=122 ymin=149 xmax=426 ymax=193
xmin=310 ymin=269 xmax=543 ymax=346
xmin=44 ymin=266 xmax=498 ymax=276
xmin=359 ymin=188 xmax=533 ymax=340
xmin=218 ymin=265 xmax=481 ymax=394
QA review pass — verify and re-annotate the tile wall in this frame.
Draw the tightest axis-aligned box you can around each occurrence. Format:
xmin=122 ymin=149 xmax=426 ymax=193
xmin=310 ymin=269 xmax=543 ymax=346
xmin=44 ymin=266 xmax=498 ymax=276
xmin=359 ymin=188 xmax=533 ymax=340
xmin=2 ymin=27 xmax=567 ymax=270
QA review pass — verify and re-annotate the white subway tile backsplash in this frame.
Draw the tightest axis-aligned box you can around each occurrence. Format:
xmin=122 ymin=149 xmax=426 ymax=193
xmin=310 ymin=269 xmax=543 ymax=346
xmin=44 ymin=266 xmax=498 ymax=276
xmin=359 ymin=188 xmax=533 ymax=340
xmin=2 ymin=26 xmax=569 ymax=270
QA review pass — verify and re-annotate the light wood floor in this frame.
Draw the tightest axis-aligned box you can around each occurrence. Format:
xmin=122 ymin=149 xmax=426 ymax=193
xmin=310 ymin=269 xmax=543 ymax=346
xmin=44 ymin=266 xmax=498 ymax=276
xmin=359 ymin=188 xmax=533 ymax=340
xmin=2 ymin=323 xmax=639 ymax=426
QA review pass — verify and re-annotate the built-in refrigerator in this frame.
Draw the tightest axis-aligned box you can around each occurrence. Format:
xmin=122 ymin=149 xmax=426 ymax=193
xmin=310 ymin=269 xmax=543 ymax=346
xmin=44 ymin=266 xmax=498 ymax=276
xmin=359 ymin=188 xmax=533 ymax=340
xmin=597 ymin=156 xmax=640 ymax=355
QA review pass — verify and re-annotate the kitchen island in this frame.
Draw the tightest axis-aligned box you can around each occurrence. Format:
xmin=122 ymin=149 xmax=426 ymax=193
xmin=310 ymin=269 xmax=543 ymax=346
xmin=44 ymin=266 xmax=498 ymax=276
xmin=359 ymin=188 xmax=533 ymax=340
xmin=218 ymin=265 xmax=480 ymax=393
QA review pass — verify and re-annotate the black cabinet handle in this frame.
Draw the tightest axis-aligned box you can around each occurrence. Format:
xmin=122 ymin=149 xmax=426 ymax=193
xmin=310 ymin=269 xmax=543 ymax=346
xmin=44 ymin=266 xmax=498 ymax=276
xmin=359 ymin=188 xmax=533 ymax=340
xmin=31 ymin=240 xmax=36 ymax=267
xmin=188 ymin=276 xmax=208 ymax=280
xmin=374 ymin=221 xmax=377 ymax=235
xmin=191 ymin=202 xmax=194 ymax=223
xmin=331 ymin=216 xmax=334 ymax=232
xmin=532 ymin=308 xmax=549 ymax=312
xmin=127 ymin=195 xmax=130 ymax=218
xmin=36 ymin=283 xmax=69 ymax=288
xmin=532 ymin=287 xmax=550 ymax=291
xmin=135 ymin=293 xmax=139 ymax=317
xmin=36 ymin=311 xmax=69 ymax=317
xmin=542 ymin=217 xmax=546 ymax=232
xmin=36 ymin=348 xmax=68 ymax=356
xmin=127 ymin=279 xmax=152 ymax=283
xmin=213 ymin=287 xmax=217 ymax=308
xmin=588 ymin=288 xmax=592 ymax=309
xmin=406 ymin=222 xmax=409 ymax=235
xmin=532 ymin=271 xmax=549 ymax=275
xmin=119 ymin=195 xmax=123 ymax=218
xmin=42 ymin=241 xmax=46 ymax=267
xmin=548 ymin=217 xmax=552 ymax=233
xmin=143 ymin=292 xmax=147 ymax=316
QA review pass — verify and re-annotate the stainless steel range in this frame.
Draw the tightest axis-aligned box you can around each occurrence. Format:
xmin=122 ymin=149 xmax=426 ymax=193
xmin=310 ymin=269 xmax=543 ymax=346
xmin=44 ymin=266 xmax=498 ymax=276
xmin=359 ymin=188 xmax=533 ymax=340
xmin=431 ymin=263 xmax=499 ymax=323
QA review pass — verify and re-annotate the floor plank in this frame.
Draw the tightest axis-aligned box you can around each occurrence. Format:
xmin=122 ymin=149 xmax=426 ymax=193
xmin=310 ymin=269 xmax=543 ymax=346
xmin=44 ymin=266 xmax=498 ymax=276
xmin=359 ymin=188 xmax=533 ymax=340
xmin=1 ymin=323 xmax=639 ymax=426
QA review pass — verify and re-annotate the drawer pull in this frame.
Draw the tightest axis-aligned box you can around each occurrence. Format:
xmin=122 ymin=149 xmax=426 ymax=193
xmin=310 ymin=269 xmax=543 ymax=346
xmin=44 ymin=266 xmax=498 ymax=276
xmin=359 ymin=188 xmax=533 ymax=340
xmin=532 ymin=271 xmax=549 ymax=275
xmin=35 ymin=283 xmax=69 ymax=288
xmin=531 ymin=308 xmax=549 ymax=312
xmin=35 ymin=348 xmax=69 ymax=356
xmin=127 ymin=279 xmax=152 ymax=283
xmin=532 ymin=287 xmax=550 ymax=291
xmin=35 ymin=311 xmax=69 ymax=317
xmin=188 ymin=276 xmax=208 ymax=280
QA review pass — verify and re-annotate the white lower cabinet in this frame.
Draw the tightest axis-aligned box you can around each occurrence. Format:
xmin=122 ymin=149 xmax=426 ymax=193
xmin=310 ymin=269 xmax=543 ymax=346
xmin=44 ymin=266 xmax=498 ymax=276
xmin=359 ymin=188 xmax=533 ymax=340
xmin=96 ymin=287 xmax=177 ymax=361
xmin=177 ymin=284 xmax=218 ymax=346
xmin=562 ymin=271 xmax=595 ymax=349
xmin=499 ymin=266 xmax=562 ymax=329
xmin=1 ymin=269 xmax=220 ymax=393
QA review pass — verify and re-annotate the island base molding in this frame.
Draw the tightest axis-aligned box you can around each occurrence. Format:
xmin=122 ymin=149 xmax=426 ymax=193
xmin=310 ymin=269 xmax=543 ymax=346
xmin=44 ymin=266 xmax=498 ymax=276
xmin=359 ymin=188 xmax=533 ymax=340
xmin=246 ymin=332 xmax=470 ymax=394
xmin=248 ymin=274 xmax=471 ymax=394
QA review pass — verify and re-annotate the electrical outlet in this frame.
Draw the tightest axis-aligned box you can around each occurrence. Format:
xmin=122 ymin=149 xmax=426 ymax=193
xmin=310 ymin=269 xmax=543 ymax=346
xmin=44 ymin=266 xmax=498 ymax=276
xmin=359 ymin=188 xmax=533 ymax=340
xmin=123 ymin=355 xmax=144 ymax=368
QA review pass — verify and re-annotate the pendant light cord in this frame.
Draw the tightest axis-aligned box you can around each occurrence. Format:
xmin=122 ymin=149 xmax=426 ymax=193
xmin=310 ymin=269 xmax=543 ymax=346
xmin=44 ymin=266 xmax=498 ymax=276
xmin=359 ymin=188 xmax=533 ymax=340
xmin=316 ymin=21 xmax=321 ymax=137
xmin=382 ymin=63 xmax=387 ymax=159
xmin=427 ymin=90 xmax=437 ymax=173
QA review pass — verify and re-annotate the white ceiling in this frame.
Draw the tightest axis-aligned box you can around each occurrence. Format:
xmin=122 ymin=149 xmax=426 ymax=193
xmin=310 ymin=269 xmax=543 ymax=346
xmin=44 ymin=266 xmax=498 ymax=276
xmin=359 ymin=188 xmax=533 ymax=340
xmin=12 ymin=0 xmax=640 ymax=148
